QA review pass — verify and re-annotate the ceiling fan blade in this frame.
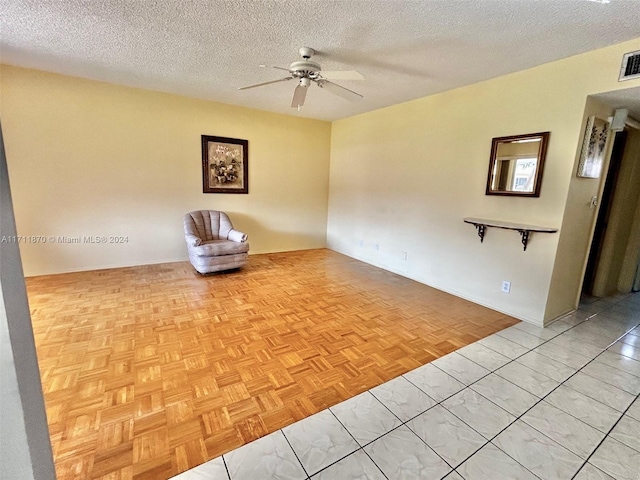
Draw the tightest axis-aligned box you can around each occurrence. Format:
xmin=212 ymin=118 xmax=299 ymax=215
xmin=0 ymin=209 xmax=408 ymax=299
xmin=291 ymin=85 xmax=308 ymax=108
xmin=272 ymin=66 xmax=292 ymax=72
xmin=238 ymin=77 xmax=292 ymax=90
xmin=315 ymin=80 xmax=363 ymax=102
xmin=320 ymin=70 xmax=365 ymax=81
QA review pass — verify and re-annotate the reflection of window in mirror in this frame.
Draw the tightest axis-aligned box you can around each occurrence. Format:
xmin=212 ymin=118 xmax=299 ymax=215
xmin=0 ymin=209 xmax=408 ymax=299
xmin=486 ymin=132 xmax=549 ymax=197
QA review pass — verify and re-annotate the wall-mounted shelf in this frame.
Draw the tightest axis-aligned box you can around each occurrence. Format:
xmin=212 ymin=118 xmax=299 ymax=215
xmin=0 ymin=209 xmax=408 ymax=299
xmin=463 ymin=217 xmax=558 ymax=251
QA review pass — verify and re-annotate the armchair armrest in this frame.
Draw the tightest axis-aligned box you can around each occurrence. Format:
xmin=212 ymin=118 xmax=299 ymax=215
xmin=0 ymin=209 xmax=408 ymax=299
xmin=227 ymin=229 xmax=248 ymax=243
xmin=185 ymin=234 xmax=202 ymax=247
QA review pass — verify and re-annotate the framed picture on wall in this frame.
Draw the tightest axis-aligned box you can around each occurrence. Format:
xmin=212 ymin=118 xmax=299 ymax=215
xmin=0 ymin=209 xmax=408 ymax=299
xmin=201 ymin=135 xmax=248 ymax=194
xmin=577 ymin=116 xmax=609 ymax=179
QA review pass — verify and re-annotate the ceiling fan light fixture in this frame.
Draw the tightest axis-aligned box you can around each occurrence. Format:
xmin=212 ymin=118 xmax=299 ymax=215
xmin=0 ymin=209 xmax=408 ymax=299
xmin=300 ymin=78 xmax=311 ymax=87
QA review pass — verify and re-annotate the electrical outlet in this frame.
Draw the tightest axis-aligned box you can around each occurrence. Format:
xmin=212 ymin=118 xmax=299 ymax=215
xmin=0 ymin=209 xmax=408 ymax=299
xmin=375 ymin=243 xmax=379 ymax=251
xmin=402 ymin=251 xmax=408 ymax=260
xmin=359 ymin=239 xmax=364 ymax=247
xmin=501 ymin=281 xmax=511 ymax=293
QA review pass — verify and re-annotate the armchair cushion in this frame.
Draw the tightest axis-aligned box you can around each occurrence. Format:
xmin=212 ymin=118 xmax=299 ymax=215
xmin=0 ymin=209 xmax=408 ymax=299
xmin=190 ymin=239 xmax=249 ymax=257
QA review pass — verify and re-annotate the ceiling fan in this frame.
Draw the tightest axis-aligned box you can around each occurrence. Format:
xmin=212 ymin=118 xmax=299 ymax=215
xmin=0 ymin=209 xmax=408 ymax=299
xmin=239 ymin=47 xmax=364 ymax=109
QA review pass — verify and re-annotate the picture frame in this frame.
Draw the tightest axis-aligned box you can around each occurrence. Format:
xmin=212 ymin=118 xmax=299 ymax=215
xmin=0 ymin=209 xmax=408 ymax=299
xmin=577 ymin=116 xmax=609 ymax=179
xmin=201 ymin=135 xmax=248 ymax=194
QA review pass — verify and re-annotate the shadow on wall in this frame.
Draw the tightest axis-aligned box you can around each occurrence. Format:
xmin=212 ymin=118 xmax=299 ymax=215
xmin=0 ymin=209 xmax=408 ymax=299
xmin=227 ymin=212 xmax=324 ymax=254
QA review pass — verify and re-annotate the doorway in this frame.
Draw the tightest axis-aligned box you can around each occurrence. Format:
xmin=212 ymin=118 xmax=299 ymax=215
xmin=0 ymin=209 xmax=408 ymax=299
xmin=582 ymin=115 xmax=640 ymax=298
xmin=583 ymin=130 xmax=627 ymax=295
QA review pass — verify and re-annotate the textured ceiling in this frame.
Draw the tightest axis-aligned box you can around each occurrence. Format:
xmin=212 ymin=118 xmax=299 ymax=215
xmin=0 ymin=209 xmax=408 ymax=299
xmin=2 ymin=0 xmax=640 ymax=121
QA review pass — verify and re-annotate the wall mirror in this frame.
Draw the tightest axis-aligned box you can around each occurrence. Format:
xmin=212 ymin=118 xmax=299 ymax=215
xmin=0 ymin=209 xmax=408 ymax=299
xmin=486 ymin=131 xmax=550 ymax=197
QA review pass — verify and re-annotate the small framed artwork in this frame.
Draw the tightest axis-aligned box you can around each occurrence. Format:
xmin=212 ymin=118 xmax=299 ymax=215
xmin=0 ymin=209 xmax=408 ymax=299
xmin=201 ymin=135 xmax=248 ymax=194
xmin=577 ymin=116 xmax=609 ymax=179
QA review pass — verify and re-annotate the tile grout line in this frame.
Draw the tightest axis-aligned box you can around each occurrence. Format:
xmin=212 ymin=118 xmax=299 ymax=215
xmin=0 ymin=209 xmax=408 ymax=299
xmin=569 ymin=393 xmax=640 ymax=480
xmin=365 ymin=389 xmax=463 ymax=478
xmin=427 ymin=378 xmax=540 ymax=477
xmin=327 ymin=406 xmax=391 ymax=480
xmin=279 ymin=429 xmax=312 ymax=480
xmin=359 ymin=312 xmax=601 ymax=476
xmin=221 ymin=455 xmax=231 ymax=480
xmin=424 ymin=298 xmax=639 ymax=477
xmin=227 ymin=298 xmax=635 ymax=479
xmin=479 ymin=317 xmax=640 ymax=477
xmin=292 ymin=407 xmax=389 ymax=480
xmin=325 ymin=388 xmax=465 ymax=478
xmin=489 ymin=304 xmax=640 ymax=474
xmin=356 ymin=390 xmax=458 ymax=476
xmin=302 ymin=295 xmax=639 ymax=478
xmin=193 ymin=294 xmax=638 ymax=479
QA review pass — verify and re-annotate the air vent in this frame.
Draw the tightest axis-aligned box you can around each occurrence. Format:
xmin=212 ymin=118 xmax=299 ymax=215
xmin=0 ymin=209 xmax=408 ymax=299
xmin=619 ymin=50 xmax=640 ymax=81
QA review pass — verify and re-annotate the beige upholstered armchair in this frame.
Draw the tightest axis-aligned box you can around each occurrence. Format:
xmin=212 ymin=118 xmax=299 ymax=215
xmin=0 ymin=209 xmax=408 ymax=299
xmin=183 ymin=210 xmax=249 ymax=274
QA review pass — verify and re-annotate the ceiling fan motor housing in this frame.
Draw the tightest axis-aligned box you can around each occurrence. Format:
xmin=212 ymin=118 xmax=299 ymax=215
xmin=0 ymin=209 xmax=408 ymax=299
xmin=289 ymin=60 xmax=321 ymax=79
xmin=238 ymin=46 xmax=363 ymax=107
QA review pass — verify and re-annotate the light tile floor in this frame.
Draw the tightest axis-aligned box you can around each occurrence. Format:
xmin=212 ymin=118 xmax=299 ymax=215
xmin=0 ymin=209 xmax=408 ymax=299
xmin=172 ymin=293 xmax=640 ymax=480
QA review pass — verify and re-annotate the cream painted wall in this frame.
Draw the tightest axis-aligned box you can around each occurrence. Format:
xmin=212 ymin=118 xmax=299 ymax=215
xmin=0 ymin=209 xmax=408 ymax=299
xmin=545 ymin=97 xmax=615 ymax=320
xmin=1 ymin=66 xmax=331 ymax=276
xmin=328 ymin=39 xmax=640 ymax=325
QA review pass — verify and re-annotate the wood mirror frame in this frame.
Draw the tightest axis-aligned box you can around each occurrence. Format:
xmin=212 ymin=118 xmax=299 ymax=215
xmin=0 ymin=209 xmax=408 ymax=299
xmin=486 ymin=131 xmax=550 ymax=197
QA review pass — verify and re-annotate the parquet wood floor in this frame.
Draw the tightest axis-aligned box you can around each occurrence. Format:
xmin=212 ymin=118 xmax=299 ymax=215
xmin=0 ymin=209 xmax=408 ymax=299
xmin=26 ymin=249 xmax=518 ymax=479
